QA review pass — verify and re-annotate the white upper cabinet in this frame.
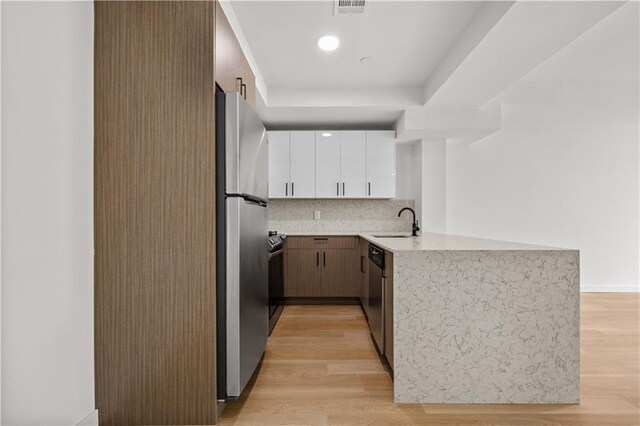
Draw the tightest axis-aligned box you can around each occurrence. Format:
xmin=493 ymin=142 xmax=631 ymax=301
xmin=268 ymin=130 xmax=395 ymax=199
xmin=315 ymin=132 xmax=342 ymax=197
xmin=340 ymin=131 xmax=367 ymax=197
xmin=289 ymin=131 xmax=316 ymax=198
xmin=366 ymin=131 xmax=396 ymax=198
xmin=268 ymin=131 xmax=290 ymax=198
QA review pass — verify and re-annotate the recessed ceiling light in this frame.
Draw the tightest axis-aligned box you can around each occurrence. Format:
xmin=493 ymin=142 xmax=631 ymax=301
xmin=321 ymin=132 xmax=333 ymax=137
xmin=318 ymin=35 xmax=340 ymax=51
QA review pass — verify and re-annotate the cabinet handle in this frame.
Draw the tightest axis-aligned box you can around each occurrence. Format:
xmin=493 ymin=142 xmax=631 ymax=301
xmin=360 ymin=255 xmax=365 ymax=273
xmin=343 ymin=182 xmax=345 ymax=196
xmin=368 ymin=182 xmax=371 ymax=196
xmin=323 ymin=251 xmax=326 ymax=266
xmin=285 ymin=182 xmax=288 ymax=196
xmin=241 ymin=83 xmax=247 ymax=100
xmin=336 ymin=182 xmax=339 ymax=196
xmin=316 ymin=251 xmax=319 ymax=267
xmin=313 ymin=237 xmax=328 ymax=241
xmin=292 ymin=182 xmax=294 ymax=196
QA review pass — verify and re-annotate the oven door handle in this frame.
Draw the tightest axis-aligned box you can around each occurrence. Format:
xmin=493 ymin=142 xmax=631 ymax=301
xmin=268 ymin=248 xmax=284 ymax=259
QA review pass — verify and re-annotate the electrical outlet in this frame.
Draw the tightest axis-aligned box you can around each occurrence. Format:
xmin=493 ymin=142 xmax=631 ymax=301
xmin=314 ymin=210 xmax=321 ymax=220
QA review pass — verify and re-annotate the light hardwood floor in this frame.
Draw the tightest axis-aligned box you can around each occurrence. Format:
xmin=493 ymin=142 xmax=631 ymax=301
xmin=219 ymin=294 xmax=639 ymax=425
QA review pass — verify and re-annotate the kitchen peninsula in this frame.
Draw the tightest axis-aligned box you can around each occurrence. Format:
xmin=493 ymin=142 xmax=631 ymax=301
xmin=283 ymin=231 xmax=580 ymax=404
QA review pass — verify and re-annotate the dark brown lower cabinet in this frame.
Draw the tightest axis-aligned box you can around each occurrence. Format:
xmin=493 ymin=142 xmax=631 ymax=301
xmin=322 ymin=249 xmax=360 ymax=297
xmin=359 ymin=237 xmax=370 ymax=317
xmin=285 ymin=237 xmax=359 ymax=298
xmin=285 ymin=248 xmax=322 ymax=296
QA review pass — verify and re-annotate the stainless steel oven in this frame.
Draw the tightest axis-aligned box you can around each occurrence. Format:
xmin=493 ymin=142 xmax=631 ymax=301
xmin=268 ymin=232 xmax=285 ymax=334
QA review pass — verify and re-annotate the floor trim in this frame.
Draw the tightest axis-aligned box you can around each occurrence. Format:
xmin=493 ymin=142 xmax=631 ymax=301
xmin=283 ymin=297 xmax=360 ymax=305
xmin=580 ymin=287 xmax=639 ymax=292
xmin=77 ymin=409 xmax=99 ymax=425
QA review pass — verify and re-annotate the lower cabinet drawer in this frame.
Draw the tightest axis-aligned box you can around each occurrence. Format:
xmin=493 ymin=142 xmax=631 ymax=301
xmin=286 ymin=236 xmax=356 ymax=250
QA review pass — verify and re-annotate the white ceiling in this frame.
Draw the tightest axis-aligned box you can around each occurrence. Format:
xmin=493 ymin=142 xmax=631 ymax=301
xmin=231 ymin=1 xmax=484 ymax=88
xmin=224 ymin=0 xmax=637 ymax=134
xmin=521 ymin=1 xmax=639 ymax=85
xmin=256 ymin=96 xmax=401 ymax=129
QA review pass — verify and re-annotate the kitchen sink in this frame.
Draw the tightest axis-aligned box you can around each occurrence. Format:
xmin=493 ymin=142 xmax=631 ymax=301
xmin=372 ymin=234 xmax=412 ymax=238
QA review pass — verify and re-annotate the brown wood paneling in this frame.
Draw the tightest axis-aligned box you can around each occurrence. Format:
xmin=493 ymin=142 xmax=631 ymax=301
xmin=287 ymin=236 xmax=356 ymax=250
xmin=284 ymin=248 xmax=322 ymax=297
xmin=383 ymin=252 xmax=394 ymax=370
xmin=94 ymin=2 xmax=216 ymax=424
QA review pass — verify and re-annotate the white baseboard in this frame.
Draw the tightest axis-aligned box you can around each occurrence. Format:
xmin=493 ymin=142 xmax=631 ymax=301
xmin=77 ymin=409 xmax=99 ymax=426
xmin=580 ymin=285 xmax=639 ymax=293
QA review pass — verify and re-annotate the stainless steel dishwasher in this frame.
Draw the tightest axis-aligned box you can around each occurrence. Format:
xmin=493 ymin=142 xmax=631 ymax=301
xmin=368 ymin=243 xmax=385 ymax=353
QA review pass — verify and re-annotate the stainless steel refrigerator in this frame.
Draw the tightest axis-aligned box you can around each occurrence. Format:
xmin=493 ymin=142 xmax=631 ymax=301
xmin=216 ymin=92 xmax=268 ymax=400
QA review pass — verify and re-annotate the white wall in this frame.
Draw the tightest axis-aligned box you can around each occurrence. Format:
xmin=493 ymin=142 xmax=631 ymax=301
xmin=418 ymin=139 xmax=447 ymax=233
xmin=1 ymin=2 xmax=96 ymax=424
xmin=395 ymin=144 xmax=417 ymax=201
xmin=447 ymin=123 xmax=639 ymax=291
xmin=412 ymin=142 xmax=423 ymax=227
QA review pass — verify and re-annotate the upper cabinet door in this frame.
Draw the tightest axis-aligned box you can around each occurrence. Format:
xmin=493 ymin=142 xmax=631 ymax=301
xmin=215 ymin=2 xmax=256 ymax=107
xmin=315 ymin=132 xmax=342 ymax=198
xmin=268 ymin=131 xmax=290 ymax=198
xmin=341 ymin=131 xmax=367 ymax=197
xmin=366 ymin=131 xmax=396 ymax=198
xmin=290 ymin=131 xmax=316 ymax=198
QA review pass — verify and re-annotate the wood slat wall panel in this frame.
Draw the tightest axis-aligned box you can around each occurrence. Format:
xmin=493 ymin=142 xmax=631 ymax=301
xmin=94 ymin=2 xmax=216 ymax=424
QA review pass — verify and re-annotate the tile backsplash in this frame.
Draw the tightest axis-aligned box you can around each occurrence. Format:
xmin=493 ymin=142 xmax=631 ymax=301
xmin=268 ymin=199 xmax=416 ymax=233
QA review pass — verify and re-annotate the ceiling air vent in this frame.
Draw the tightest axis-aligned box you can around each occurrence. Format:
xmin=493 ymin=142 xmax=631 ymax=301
xmin=334 ymin=0 xmax=368 ymax=16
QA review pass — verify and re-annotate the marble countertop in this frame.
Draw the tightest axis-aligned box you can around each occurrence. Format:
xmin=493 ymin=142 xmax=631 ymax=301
xmin=281 ymin=231 xmax=571 ymax=252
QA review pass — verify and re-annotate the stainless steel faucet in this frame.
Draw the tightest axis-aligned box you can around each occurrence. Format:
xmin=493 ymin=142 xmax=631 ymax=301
xmin=398 ymin=207 xmax=420 ymax=237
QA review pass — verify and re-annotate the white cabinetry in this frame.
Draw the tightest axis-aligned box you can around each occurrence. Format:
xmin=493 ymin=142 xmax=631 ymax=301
xmin=341 ymin=131 xmax=367 ymax=197
xmin=289 ymin=131 xmax=316 ymax=198
xmin=268 ymin=131 xmax=290 ymax=197
xmin=366 ymin=131 xmax=396 ymax=198
xmin=268 ymin=130 xmax=395 ymax=199
xmin=316 ymin=131 xmax=368 ymax=198
xmin=315 ymin=132 xmax=342 ymax=197
xmin=268 ymin=130 xmax=316 ymax=198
